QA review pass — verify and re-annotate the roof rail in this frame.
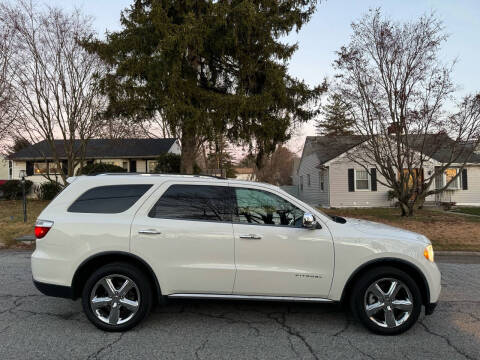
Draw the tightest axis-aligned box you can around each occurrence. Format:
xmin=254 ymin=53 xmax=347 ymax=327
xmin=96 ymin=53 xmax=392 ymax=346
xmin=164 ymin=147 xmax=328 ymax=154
xmin=95 ymin=173 xmax=227 ymax=180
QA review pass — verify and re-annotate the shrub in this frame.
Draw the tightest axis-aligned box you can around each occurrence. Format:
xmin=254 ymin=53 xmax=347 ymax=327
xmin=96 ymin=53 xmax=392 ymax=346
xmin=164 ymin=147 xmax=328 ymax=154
xmin=36 ymin=181 xmax=63 ymax=200
xmin=0 ymin=180 xmax=33 ymax=200
xmin=193 ymin=162 xmax=202 ymax=175
xmin=153 ymin=153 xmax=181 ymax=173
xmin=441 ymin=201 xmax=456 ymax=211
xmin=77 ymin=162 xmax=125 ymax=175
xmin=387 ymin=190 xmax=397 ymax=201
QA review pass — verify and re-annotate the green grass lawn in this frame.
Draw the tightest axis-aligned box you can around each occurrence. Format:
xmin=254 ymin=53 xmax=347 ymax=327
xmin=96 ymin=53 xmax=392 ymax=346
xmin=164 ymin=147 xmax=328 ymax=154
xmin=321 ymin=207 xmax=480 ymax=252
xmin=451 ymin=207 xmax=480 ymax=216
xmin=0 ymin=200 xmax=50 ymax=247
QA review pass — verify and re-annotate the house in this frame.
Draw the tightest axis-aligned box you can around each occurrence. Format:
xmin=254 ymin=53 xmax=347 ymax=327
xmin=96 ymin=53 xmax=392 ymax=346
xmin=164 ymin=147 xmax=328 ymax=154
xmin=233 ymin=167 xmax=256 ymax=181
xmin=8 ymin=138 xmax=180 ymax=184
xmin=296 ymin=135 xmax=480 ymax=207
xmin=0 ymin=157 xmax=9 ymax=180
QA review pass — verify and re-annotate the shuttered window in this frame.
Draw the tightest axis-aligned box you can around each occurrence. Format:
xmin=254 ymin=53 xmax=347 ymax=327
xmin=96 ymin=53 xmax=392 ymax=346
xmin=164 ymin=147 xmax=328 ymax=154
xmin=355 ymin=170 xmax=369 ymax=190
xmin=435 ymin=169 xmax=444 ymax=189
xmin=445 ymin=168 xmax=460 ymax=189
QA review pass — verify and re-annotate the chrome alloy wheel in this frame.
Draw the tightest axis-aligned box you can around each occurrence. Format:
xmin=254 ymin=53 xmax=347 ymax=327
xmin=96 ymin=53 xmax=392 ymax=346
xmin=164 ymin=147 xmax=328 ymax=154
xmin=90 ymin=274 xmax=140 ymax=325
xmin=364 ymin=278 xmax=413 ymax=328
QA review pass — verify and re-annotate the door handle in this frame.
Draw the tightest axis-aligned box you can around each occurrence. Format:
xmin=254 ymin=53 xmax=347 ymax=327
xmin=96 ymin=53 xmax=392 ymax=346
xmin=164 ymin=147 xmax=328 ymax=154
xmin=138 ymin=229 xmax=162 ymax=235
xmin=239 ymin=234 xmax=262 ymax=240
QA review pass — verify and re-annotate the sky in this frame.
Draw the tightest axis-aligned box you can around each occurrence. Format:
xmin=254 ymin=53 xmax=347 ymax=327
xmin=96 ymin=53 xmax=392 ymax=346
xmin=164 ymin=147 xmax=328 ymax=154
xmin=48 ymin=0 xmax=480 ymax=155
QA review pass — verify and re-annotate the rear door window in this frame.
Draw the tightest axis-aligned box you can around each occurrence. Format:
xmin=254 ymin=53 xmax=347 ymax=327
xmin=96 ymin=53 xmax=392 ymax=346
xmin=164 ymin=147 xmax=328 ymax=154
xmin=68 ymin=184 xmax=152 ymax=213
xmin=148 ymin=184 xmax=233 ymax=222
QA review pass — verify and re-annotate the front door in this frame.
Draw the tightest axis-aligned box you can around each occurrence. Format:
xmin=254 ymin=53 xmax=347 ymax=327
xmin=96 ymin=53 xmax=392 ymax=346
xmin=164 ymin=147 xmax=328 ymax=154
xmin=131 ymin=182 xmax=236 ymax=295
xmin=231 ymin=186 xmax=334 ymax=298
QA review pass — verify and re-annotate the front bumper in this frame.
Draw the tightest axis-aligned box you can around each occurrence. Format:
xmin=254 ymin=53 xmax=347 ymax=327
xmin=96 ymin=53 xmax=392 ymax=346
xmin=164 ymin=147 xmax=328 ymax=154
xmin=33 ymin=279 xmax=73 ymax=299
xmin=425 ymin=302 xmax=437 ymax=316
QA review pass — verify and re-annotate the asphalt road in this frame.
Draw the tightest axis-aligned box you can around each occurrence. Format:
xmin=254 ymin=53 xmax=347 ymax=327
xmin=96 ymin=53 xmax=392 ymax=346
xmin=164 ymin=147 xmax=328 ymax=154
xmin=0 ymin=251 xmax=479 ymax=360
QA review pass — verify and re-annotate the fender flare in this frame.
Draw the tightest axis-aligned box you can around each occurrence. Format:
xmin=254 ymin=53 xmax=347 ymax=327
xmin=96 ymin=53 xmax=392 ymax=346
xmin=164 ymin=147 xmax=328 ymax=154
xmin=339 ymin=257 xmax=430 ymax=305
xmin=71 ymin=251 xmax=162 ymax=300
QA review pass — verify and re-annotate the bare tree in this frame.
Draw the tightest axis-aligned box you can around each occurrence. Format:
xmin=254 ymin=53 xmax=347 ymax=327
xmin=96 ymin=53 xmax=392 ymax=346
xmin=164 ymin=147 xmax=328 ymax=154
xmin=334 ymin=9 xmax=480 ymax=216
xmin=0 ymin=20 xmax=15 ymax=140
xmin=239 ymin=146 xmax=297 ymax=185
xmin=1 ymin=0 xmax=106 ymax=184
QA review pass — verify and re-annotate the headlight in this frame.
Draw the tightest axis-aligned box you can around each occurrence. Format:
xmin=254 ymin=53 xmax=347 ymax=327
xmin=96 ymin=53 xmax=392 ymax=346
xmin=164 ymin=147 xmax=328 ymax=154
xmin=424 ymin=245 xmax=434 ymax=262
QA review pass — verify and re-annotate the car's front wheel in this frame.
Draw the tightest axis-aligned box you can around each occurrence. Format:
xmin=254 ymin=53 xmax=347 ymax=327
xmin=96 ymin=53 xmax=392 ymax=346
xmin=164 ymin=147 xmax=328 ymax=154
xmin=350 ymin=266 xmax=422 ymax=335
xmin=82 ymin=262 xmax=153 ymax=332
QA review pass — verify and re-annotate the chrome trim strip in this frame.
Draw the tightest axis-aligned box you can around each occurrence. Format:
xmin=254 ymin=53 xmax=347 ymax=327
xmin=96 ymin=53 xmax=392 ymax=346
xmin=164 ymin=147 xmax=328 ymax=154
xmin=167 ymin=293 xmax=333 ymax=303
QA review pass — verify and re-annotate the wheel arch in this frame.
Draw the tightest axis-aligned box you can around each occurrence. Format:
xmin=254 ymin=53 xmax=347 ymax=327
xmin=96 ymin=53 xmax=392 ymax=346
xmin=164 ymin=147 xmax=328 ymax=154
xmin=340 ymin=257 xmax=430 ymax=306
xmin=71 ymin=251 xmax=162 ymax=302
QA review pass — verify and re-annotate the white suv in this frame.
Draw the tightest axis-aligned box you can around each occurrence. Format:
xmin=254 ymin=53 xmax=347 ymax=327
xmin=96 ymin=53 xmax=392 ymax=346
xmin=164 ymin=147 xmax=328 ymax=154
xmin=31 ymin=174 xmax=440 ymax=334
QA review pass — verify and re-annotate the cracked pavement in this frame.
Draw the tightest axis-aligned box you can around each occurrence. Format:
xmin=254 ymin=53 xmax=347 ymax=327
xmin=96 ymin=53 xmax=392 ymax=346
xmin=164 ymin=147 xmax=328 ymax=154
xmin=0 ymin=251 xmax=479 ymax=360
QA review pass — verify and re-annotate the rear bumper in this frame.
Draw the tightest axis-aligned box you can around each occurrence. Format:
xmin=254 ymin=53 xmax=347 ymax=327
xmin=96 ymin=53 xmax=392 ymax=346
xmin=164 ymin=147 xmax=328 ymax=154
xmin=425 ymin=302 xmax=437 ymax=316
xmin=33 ymin=279 xmax=73 ymax=299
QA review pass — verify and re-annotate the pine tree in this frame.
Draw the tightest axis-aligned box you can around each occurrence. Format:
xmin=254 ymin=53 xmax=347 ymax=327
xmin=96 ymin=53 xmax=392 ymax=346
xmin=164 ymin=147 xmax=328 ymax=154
xmin=316 ymin=94 xmax=355 ymax=135
xmin=205 ymin=135 xmax=236 ymax=178
xmin=84 ymin=0 xmax=325 ymax=173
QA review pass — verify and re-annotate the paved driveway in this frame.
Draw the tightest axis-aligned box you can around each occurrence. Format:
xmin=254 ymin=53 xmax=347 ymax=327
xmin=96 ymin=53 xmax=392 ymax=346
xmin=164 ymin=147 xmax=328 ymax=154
xmin=0 ymin=251 xmax=479 ymax=360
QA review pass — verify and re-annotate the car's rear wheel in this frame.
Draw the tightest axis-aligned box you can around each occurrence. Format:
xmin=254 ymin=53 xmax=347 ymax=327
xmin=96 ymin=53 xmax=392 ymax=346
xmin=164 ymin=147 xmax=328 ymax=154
xmin=82 ymin=262 xmax=152 ymax=332
xmin=350 ymin=266 xmax=422 ymax=335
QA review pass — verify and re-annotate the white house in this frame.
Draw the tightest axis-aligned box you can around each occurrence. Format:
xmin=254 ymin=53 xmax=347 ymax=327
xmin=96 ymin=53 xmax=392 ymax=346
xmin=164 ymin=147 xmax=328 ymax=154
xmin=296 ymin=135 xmax=480 ymax=207
xmin=233 ymin=167 xmax=256 ymax=181
xmin=0 ymin=157 xmax=9 ymax=180
xmin=8 ymin=138 xmax=181 ymax=184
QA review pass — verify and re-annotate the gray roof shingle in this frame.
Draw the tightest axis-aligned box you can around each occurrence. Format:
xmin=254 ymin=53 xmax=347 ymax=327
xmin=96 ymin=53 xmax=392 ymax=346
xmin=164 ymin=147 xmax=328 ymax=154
xmin=302 ymin=135 xmax=367 ymax=165
xmin=8 ymin=138 xmax=177 ymax=160
xmin=303 ymin=134 xmax=480 ymax=165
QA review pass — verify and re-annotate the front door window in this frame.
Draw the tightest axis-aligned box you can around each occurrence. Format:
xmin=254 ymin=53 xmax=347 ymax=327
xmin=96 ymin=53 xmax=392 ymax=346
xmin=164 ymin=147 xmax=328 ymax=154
xmin=234 ymin=188 xmax=303 ymax=227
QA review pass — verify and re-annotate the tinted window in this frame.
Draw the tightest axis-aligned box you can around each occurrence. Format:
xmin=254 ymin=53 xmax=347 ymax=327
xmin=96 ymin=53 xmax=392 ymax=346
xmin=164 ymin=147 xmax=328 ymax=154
xmin=234 ymin=188 xmax=304 ymax=227
xmin=149 ymin=185 xmax=233 ymax=222
xmin=68 ymin=184 xmax=152 ymax=213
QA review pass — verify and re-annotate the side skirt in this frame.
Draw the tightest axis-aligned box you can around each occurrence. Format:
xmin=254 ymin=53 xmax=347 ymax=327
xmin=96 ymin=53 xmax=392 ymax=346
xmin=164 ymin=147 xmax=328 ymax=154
xmin=167 ymin=293 xmax=334 ymax=303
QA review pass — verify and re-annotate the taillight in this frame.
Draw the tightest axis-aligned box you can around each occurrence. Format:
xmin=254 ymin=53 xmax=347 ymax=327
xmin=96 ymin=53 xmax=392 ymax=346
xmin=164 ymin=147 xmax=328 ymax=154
xmin=35 ymin=220 xmax=54 ymax=239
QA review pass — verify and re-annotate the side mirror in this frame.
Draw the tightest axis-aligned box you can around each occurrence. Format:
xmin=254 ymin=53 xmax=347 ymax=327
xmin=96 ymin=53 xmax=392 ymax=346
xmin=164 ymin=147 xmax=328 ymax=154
xmin=302 ymin=213 xmax=317 ymax=229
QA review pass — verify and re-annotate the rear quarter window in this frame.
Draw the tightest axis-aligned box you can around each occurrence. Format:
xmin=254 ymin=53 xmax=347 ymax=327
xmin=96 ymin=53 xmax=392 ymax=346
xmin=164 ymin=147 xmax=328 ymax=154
xmin=68 ymin=184 xmax=152 ymax=214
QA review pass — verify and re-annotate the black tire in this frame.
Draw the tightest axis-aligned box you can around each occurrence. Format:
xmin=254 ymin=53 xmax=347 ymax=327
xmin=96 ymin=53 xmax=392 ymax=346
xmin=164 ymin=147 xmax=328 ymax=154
xmin=82 ymin=262 xmax=153 ymax=332
xmin=350 ymin=266 xmax=422 ymax=335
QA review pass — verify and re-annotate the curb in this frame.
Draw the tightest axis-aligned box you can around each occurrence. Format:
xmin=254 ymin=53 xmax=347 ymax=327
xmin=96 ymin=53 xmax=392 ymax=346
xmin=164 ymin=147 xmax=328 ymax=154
xmin=436 ymin=251 xmax=480 ymax=256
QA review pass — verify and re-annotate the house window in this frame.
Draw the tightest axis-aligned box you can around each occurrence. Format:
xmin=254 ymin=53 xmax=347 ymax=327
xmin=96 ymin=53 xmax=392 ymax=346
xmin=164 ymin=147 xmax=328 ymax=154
xmin=300 ymin=176 xmax=303 ymax=191
xmin=307 ymin=174 xmax=311 ymax=186
xmin=355 ymin=169 xmax=369 ymax=190
xmin=445 ymin=168 xmax=460 ymax=189
xmin=148 ymin=160 xmax=158 ymax=173
xmin=49 ymin=162 xmax=61 ymax=174
xmin=100 ymin=160 xmax=128 ymax=171
xmin=319 ymin=171 xmax=325 ymax=191
xmin=8 ymin=160 xmax=12 ymax=179
xmin=34 ymin=162 xmax=48 ymax=174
